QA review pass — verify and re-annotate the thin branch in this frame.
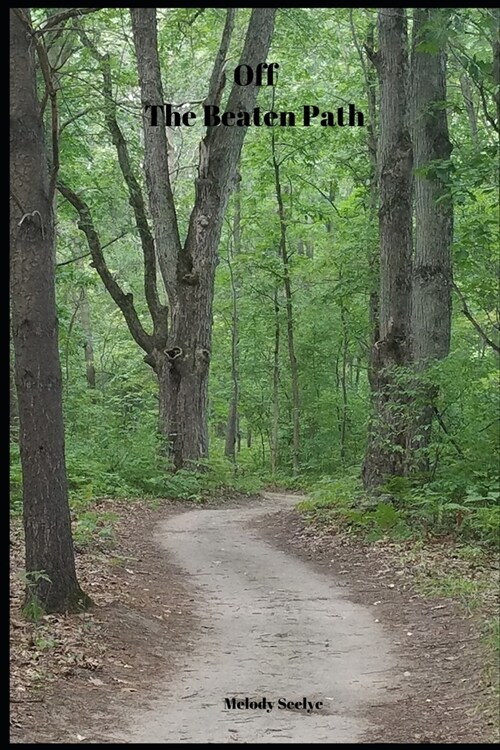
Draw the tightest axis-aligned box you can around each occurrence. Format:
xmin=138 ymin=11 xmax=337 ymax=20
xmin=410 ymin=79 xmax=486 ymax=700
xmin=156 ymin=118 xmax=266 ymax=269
xmin=37 ymin=8 xmax=100 ymax=34
xmin=56 ymin=229 xmax=132 ymax=267
xmin=59 ymin=107 xmax=92 ymax=134
xmin=295 ymin=175 xmax=341 ymax=215
xmin=433 ymin=407 xmax=465 ymax=458
xmin=65 ymin=290 xmax=83 ymax=382
xmin=187 ymin=9 xmax=205 ymax=27
xmin=453 ymin=283 xmax=500 ymax=353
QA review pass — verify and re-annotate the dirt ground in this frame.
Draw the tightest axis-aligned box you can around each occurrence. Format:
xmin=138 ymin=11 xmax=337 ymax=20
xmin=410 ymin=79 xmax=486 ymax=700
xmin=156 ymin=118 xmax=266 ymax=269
xmin=10 ymin=493 xmax=498 ymax=744
xmin=254 ymin=501 xmax=499 ymax=744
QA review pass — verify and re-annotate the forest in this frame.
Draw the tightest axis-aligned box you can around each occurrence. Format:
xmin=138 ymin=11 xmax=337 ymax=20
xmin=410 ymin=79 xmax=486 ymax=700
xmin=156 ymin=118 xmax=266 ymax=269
xmin=10 ymin=7 xmax=499 ymax=744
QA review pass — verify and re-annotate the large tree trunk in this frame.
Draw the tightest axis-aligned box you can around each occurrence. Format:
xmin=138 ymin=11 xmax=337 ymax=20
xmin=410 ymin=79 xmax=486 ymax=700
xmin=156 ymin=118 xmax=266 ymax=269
xmin=10 ymin=336 xmax=19 ymax=439
xmin=132 ymin=7 xmax=276 ymax=470
xmin=410 ymin=8 xmax=453 ymax=467
xmin=362 ymin=8 xmax=413 ymax=491
xmin=10 ymin=9 xmax=88 ymax=613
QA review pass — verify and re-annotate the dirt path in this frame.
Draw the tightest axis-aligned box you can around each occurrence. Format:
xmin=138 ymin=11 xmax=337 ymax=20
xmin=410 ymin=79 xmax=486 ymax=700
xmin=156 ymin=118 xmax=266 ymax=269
xmin=107 ymin=493 xmax=398 ymax=743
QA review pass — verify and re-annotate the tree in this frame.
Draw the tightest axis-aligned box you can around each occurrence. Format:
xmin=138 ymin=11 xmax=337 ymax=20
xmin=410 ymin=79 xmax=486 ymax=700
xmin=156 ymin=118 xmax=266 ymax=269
xmin=271 ymin=123 xmax=300 ymax=475
xmin=131 ymin=7 xmax=276 ymax=470
xmin=225 ymin=177 xmax=242 ymax=463
xmin=10 ymin=8 xmax=89 ymax=613
xmin=410 ymin=8 xmax=453 ymax=464
xmin=362 ymin=8 xmax=413 ymax=490
xmin=61 ymin=8 xmax=276 ymax=471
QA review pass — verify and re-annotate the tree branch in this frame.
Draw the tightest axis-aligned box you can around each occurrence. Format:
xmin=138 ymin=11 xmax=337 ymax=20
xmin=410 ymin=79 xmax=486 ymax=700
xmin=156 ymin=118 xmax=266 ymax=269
xmin=56 ymin=230 xmax=132 ymax=267
xmin=204 ymin=9 xmax=236 ymax=117
xmin=433 ymin=407 xmax=465 ymax=458
xmin=58 ymin=181 xmax=153 ymax=354
xmin=77 ymin=28 xmax=167 ymax=344
xmin=37 ymin=8 xmax=100 ymax=34
xmin=453 ymin=283 xmax=500 ymax=353
xmin=130 ymin=8 xmax=183 ymax=305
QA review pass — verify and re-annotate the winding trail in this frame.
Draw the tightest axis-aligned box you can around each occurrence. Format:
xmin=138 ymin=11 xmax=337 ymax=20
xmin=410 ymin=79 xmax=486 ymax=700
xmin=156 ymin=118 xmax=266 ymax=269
xmin=114 ymin=493 xmax=397 ymax=743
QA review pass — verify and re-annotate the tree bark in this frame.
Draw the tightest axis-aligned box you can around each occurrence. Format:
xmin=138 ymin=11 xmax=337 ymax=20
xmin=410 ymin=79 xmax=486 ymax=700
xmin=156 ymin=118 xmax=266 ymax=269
xmin=225 ymin=178 xmax=241 ymax=462
xmin=340 ymin=303 xmax=349 ymax=464
xmin=271 ymin=288 xmax=280 ymax=477
xmin=79 ymin=287 xmax=96 ymax=388
xmin=10 ymin=8 xmax=88 ymax=613
xmin=10 ymin=345 xmax=19 ymax=439
xmin=132 ymin=8 xmax=276 ymax=470
xmin=362 ymin=8 xmax=413 ymax=491
xmin=271 ymin=127 xmax=300 ymax=475
xmin=410 ymin=8 xmax=453 ymax=466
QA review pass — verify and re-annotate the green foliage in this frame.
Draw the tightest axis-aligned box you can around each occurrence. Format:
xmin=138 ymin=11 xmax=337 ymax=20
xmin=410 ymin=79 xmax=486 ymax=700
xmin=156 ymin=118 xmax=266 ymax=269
xmin=18 ymin=570 xmax=51 ymax=622
xmin=298 ymin=469 xmax=499 ymax=546
xmin=73 ymin=510 xmax=117 ymax=548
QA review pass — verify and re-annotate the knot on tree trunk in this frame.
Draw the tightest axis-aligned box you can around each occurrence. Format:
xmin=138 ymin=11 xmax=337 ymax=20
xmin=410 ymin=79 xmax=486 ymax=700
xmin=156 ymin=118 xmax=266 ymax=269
xmin=165 ymin=346 xmax=183 ymax=361
xmin=196 ymin=347 xmax=211 ymax=366
xmin=181 ymin=272 xmax=199 ymax=285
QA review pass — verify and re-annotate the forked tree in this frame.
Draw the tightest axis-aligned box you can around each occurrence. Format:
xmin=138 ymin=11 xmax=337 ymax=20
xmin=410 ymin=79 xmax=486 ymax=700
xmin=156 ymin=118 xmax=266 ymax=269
xmin=61 ymin=8 xmax=276 ymax=470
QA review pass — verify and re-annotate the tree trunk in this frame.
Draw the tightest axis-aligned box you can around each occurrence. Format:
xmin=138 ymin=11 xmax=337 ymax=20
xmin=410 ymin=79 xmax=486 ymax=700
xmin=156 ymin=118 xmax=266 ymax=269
xmin=271 ymin=128 xmax=300 ymax=475
xmin=362 ymin=8 xmax=413 ymax=491
xmin=79 ymin=290 xmax=96 ymax=388
xmin=410 ymin=8 xmax=453 ymax=467
xmin=10 ymin=8 xmax=88 ymax=613
xmin=493 ymin=8 xmax=500 ymax=128
xmin=340 ymin=304 xmax=349 ymax=464
xmin=350 ymin=15 xmax=383 ymax=486
xmin=131 ymin=8 xmax=276 ymax=470
xmin=271 ymin=288 xmax=280 ymax=476
xmin=225 ymin=178 xmax=241 ymax=462
xmin=460 ymin=73 xmax=478 ymax=148
xmin=10 ymin=347 xmax=19 ymax=439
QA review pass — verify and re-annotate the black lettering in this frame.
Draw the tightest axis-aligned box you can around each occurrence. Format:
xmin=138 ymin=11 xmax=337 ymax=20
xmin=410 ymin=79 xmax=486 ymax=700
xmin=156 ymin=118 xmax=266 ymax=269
xmin=224 ymin=698 xmax=236 ymax=709
xmin=145 ymin=104 xmax=160 ymax=127
xmin=165 ymin=104 xmax=182 ymax=127
xmin=349 ymin=103 xmax=364 ymax=126
xmin=337 ymin=106 xmax=345 ymax=126
xmin=320 ymin=111 xmax=335 ymax=126
xmin=234 ymin=64 xmax=253 ymax=86
xmin=303 ymin=105 xmax=319 ymax=125
xmin=204 ymin=105 xmax=221 ymax=126
xmin=263 ymin=111 xmax=278 ymax=126
xmin=280 ymin=111 xmax=295 ymax=126
xmin=182 ymin=111 xmax=196 ymax=126
xmin=222 ymin=111 xmax=235 ymax=126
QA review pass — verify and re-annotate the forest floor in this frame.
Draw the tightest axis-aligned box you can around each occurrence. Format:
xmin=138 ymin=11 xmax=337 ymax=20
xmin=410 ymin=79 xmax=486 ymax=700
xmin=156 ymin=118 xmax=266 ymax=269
xmin=10 ymin=492 xmax=498 ymax=743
